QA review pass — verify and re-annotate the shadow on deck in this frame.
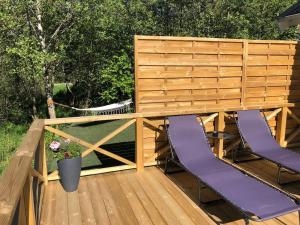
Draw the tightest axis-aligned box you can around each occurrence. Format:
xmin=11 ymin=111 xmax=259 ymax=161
xmin=40 ymin=163 xmax=300 ymax=225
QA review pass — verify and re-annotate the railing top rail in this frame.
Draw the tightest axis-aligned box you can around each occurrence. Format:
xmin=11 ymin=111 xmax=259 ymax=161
xmin=0 ymin=119 xmax=44 ymax=225
xmin=135 ymin=35 xmax=299 ymax=44
xmin=44 ymin=103 xmax=294 ymax=125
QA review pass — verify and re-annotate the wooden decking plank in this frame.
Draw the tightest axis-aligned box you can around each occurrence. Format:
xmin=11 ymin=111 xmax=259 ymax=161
xmin=40 ymin=181 xmax=56 ymax=225
xmin=208 ymin=203 xmax=240 ymax=225
xmin=125 ymin=171 xmax=167 ymax=225
xmin=54 ymin=182 xmax=68 ymax=225
xmin=39 ymin=166 xmax=300 ymax=225
xmin=135 ymin=171 xmax=182 ymax=225
xmin=137 ymin=170 xmax=195 ymax=225
xmin=103 ymin=172 xmax=140 ymax=225
xmin=67 ymin=191 xmax=82 ymax=225
xmin=142 ymin=170 xmax=197 ymax=225
xmin=96 ymin=175 xmax=124 ymax=225
xmin=78 ymin=178 xmax=97 ymax=225
xmin=151 ymin=167 xmax=215 ymax=225
xmin=85 ymin=176 xmax=110 ymax=225
xmin=115 ymin=171 xmax=153 ymax=225
xmin=39 ymin=183 xmax=50 ymax=225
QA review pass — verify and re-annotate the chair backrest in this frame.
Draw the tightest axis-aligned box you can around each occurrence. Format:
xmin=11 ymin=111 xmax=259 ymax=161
xmin=237 ymin=110 xmax=281 ymax=153
xmin=167 ymin=115 xmax=215 ymax=168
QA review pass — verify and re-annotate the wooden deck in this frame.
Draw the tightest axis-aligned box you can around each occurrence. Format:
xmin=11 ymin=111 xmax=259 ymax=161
xmin=40 ymin=164 xmax=300 ymax=225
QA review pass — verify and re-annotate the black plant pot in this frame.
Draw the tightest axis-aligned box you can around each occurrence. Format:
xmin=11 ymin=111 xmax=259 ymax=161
xmin=57 ymin=156 xmax=82 ymax=192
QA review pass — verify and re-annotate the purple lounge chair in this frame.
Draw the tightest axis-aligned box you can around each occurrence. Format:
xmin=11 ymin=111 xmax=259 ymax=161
xmin=236 ymin=109 xmax=300 ymax=184
xmin=165 ymin=115 xmax=300 ymax=224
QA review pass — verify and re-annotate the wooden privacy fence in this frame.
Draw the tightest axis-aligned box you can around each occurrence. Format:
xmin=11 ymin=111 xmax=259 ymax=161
xmin=135 ymin=35 xmax=300 ymax=112
xmin=134 ymin=35 xmax=300 ymax=160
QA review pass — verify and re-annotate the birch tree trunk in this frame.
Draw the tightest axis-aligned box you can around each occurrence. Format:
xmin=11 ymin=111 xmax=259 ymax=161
xmin=36 ymin=0 xmax=56 ymax=118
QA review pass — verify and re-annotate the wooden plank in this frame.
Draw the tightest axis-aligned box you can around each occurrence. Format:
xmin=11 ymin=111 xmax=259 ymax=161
xmin=96 ymin=175 xmax=124 ymax=225
xmin=18 ymin=192 xmax=27 ymax=225
xmin=44 ymin=113 xmax=139 ymax=125
xmin=135 ymin=35 xmax=140 ymax=112
xmin=47 ymin=163 xmax=156 ymax=181
xmin=266 ymin=108 xmax=282 ymax=121
xmin=85 ymin=176 xmax=110 ymax=224
xmin=125 ymin=171 xmax=167 ymax=225
xmin=151 ymin=168 xmax=216 ymax=225
xmin=116 ymin=172 xmax=153 ymax=225
xmin=0 ymin=120 xmax=44 ymax=225
xmin=40 ymin=182 xmax=56 ymax=225
xmin=241 ymin=40 xmax=248 ymax=106
xmin=54 ymin=181 xmax=68 ymax=225
xmin=31 ymin=169 xmax=45 ymax=183
xmin=287 ymin=108 xmax=300 ymax=125
xmin=67 ymin=191 xmax=82 ymax=225
xmin=140 ymin=170 xmax=196 ymax=225
xmin=136 ymin=118 xmax=144 ymax=172
xmin=224 ymin=139 xmax=241 ymax=154
xmin=135 ymin=173 xmax=182 ymax=225
xmin=26 ymin=175 xmax=36 ymax=225
xmin=201 ymin=113 xmax=218 ymax=125
xmin=38 ymin=131 xmax=48 ymax=186
xmin=136 ymin=35 xmax=297 ymax=44
xmin=215 ymin=111 xmax=225 ymax=158
xmin=44 ymin=103 xmax=294 ymax=125
xmin=143 ymin=118 xmax=164 ymax=131
xmin=78 ymin=178 xmax=97 ymax=225
xmin=285 ymin=127 xmax=300 ymax=145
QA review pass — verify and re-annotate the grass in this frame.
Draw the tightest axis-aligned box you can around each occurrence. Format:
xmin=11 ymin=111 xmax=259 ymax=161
xmin=53 ymin=83 xmax=73 ymax=96
xmin=0 ymin=118 xmax=135 ymax=175
xmin=46 ymin=119 xmax=135 ymax=172
xmin=0 ymin=123 xmax=28 ymax=175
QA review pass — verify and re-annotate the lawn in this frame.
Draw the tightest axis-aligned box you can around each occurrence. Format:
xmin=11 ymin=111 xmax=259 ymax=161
xmin=0 ymin=118 xmax=135 ymax=175
xmin=0 ymin=123 xmax=28 ymax=175
xmin=46 ymin=119 xmax=135 ymax=172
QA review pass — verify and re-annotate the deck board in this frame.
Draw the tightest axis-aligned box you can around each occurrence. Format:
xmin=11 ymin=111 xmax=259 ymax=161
xmin=40 ymin=166 xmax=300 ymax=225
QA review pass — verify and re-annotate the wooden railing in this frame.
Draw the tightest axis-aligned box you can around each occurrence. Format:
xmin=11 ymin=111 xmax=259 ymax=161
xmin=2 ymin=103 xmax=300 ymax=225
xmin=0 ymin=120 xmax=46 ymax=225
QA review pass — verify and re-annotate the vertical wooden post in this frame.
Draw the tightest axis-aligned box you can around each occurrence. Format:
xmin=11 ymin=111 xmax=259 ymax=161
xmin=38 ymin=131 xmax=48 ymax=185
xmin=25 ymin=174 xmax=36 ymax=225
xmin=136 ymin=118 xmax=144 ymax=172
xmin=214 ymin=112 xmax=225 ymax=158
xmin=19 ymin=174 xmax=36 ymax=225
xmin=241 ymin=40 xmax=248 ymax=108
xmin=134 ymin=35 xmax=140 ymax=113
xmin=276 ymin=107 xmax=288 ymax=147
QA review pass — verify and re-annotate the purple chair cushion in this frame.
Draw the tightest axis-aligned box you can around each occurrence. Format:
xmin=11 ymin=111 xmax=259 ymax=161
xmin=237 ymin=110 xmax=300 ymax=172
xmin=168 ymin=115 xmax=300 ymax=220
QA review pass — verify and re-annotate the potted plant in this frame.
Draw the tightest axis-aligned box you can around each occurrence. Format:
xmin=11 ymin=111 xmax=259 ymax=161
xmin=54 ymin=140 xmax=82 ymax=192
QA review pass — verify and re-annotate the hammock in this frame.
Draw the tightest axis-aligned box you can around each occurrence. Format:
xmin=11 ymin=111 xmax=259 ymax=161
xmin=54 ymin=99 xmax=132 ymax=115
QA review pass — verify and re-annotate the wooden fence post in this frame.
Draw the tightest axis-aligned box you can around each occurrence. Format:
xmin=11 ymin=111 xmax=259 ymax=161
xmin=214 ymin=111 xmax=225 ymax=158
xmin=38 ymin=131 xmax=48 ymax=185
xmin=19 ymin=174 xmax=36 ymax=225
xmin=136 ymin=118 xmax=144 ymax=171
xmin=276 ymin=107 xmax=288 ymax=147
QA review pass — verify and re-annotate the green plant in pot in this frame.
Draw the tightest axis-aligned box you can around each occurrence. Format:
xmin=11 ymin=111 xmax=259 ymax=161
xmin=54 ymin=140 xmax=82 ymax=192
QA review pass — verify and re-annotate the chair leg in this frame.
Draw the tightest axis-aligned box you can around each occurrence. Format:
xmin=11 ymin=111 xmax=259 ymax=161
xmin=277 ymin=165 xmax=282 ymax=185
xmin=164 ymin=156 xmax=170 ymax=174
xmin=244 ymin=218 xmax=250 ymax=225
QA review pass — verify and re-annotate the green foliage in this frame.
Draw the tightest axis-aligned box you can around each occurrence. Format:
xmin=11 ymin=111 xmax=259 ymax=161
xmin=0 ymin=0 xmax=299 ymax=122
xmin=52 ymin=141 xmax=82 ymax=161
xmin=0 ymin=123 xmax=28 ymax=175
xmin=97 ymin=51 xmax=133 ymax=103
